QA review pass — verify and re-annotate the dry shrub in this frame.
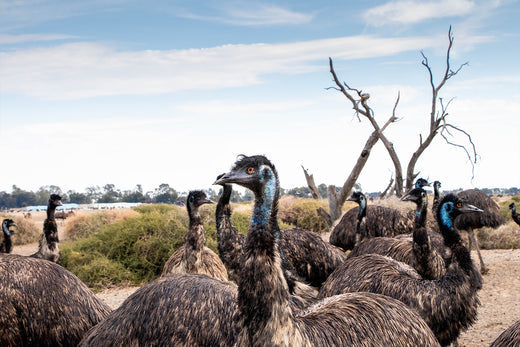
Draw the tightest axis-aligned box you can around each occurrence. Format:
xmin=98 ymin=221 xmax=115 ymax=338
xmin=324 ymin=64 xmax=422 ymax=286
xmin=278 ymin=196 xmax=329 ymax=233
xmin=65 ymin=209 xmax=139 ymax=241
xmin=0 ymin=213 xmax=40 ymax=245
xmin=477 ymin=222 xmax=520 ymax=250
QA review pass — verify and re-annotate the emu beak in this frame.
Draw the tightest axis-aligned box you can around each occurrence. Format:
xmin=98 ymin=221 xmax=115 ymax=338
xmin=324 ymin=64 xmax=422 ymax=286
xmin=204 ymin=198 xmax=214 ymax=205
xmin=460 ymin=204 xmax=483 ymax=213
xmin=214 ymin=171 xmax=242 ymax=185
xmin=401 ymin=194 xmax=416 ymax=202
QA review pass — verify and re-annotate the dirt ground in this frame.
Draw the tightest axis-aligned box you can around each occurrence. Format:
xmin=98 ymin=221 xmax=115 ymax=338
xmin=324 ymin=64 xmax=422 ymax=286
xmin=10 ymin=212 xmax=520 ymax=346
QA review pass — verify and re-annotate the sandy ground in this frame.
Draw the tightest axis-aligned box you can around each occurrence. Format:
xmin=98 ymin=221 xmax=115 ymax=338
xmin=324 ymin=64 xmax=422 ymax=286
xmin=9 ymin=212 xmax=520 ymax=346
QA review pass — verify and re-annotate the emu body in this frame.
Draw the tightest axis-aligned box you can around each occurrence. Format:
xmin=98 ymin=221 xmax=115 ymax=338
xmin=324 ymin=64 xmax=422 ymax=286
xmin=161 ymin=190 xmax=228 ymax=281
xmin=319 ymin=194 xmax=483 ymax=346
xmin=30 ymin=194 xmax=62 ymax=262
xmin=0 ymin=254 xmax=111 ymax=346
xmin=216 ymin=155 xmax=440 ymax=346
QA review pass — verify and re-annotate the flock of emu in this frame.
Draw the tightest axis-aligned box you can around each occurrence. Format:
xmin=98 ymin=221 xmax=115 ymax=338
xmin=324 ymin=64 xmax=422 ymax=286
xmin=0 ymin=154 xmax=519 ymax=346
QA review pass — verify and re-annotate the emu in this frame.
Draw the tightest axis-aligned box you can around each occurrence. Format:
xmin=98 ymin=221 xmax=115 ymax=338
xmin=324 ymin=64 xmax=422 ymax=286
xmin=215 ymin=154 xmax=440 ymax=346
xmin=347 ymin=187 xmax=448 ymax=279
xmin=161 ymin=190 xmax=228 ymax=281
xmin=30 ymin=193 xmax=62 ymax=262
xmin=510 ymin=202 xmax=520 ymax=226
xmin=455 ymin=188 xmax=504 ymax=274
xmin=329 ymin=191 xmax=418 ymax=251
xmin=1 ymin=219 xmax=16 ymax=253
xmin=319 ymin=193 xmax=483 ymax=346
xmin=490 ymin=318 xmax=520 ymax=347
xmin=0 ymin=254 xmax=111 ymax=346
xmin=216 ymin=176 xmax=345 ymax=289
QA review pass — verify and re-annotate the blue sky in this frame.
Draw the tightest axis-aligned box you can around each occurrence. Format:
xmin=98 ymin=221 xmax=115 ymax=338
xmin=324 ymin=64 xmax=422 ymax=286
xmin=1 ymin=0 xmax=519 ymax=196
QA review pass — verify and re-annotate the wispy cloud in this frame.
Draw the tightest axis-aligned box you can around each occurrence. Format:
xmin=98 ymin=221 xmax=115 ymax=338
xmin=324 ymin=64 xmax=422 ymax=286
xmin=0 ymin=33 xmax=78 ymax=44
xmin=178 ymin=3 xmax=313 ymax=26
xmin=0 ymin=35 xmax=445 ymax=99
xmin=363 ymin=0 xmax=476 ymax=26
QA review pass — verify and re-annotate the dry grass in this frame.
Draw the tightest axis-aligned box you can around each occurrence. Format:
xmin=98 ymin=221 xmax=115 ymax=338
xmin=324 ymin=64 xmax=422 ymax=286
xmin=478 ymin=221 xmax=520 ymax=250
xmin=0 ymin=213 xmax=41 ymax=245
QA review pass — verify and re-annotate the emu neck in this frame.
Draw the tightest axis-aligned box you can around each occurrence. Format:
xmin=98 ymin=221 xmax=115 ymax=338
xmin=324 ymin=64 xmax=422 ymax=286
xmin=47 ymin=203 xmax=57 ymax=221
xmin=358 ymin=198 xmax=367 ymax=220
xmin=438 ymin=205 xmax=476 ymax=275
xmin=1 ymin=223 xmax=12 ymax=253
xmin=415 ymin=196 xmax=428 ymax=228
xmin=216 ymin=185 xmax=234 ymax=238
xmin=185 ymin=204 xmax=206 ymax=255
xmin=238 ymin=170 xmax=293 ymax=345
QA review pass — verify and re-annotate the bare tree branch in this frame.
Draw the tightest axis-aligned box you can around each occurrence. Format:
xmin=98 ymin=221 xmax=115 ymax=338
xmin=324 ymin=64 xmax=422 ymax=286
xmin=301 ymin=165 xmax=322 ymax=200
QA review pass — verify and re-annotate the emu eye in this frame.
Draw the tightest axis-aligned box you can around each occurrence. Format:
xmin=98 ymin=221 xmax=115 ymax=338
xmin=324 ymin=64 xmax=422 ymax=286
xmin=456 ymin=202 xmax=462 ymax=208
xmin=247 ymin=167 xmax=255 ymax=174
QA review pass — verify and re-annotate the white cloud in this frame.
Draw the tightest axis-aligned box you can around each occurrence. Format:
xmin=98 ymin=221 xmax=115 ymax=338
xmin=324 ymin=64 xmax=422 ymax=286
xmin=363 ymin=0 xmax=476 ymax=26
xmin=177 ymin=3 xmax=313 ymax=26
xmin=0 ymin=35 xmax=445 ymax=100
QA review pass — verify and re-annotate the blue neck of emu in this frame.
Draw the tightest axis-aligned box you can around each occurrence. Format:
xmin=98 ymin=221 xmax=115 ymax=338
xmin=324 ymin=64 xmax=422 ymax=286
xmin=438 ymin=201 xmax=476 ymax=274
xmin=238 ymin=165 xmax=291 ymax=343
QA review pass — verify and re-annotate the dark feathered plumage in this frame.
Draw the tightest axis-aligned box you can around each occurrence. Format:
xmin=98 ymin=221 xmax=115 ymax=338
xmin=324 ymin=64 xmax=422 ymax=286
xmin=348 ymin=187 xmax=448 ymax=279
xmin=215 ymin=182 xmax=246 ymax=283
xmin=330 ymin=191 xmax=417 ymax=251
xmin=1 ymin=219 xmax=16 ymax=253
xmin=30 ymin=194 xmax=62 ymax=262
xmin=161 ymin=190 xmax=228 ymax=281
xmin=490 ymin=318 xmax=520 ymax=347
xmin=0 ymin=254 xmax=111 ymax=346
xmin=455 ymin=188 xmax=504 ymax=273
xmin=80 ymin=273 xmax=238 ymax=346
xmin=319 ymin=193 xmax=484 ymax=346
xmin=215 ymin=154 xmax=440 ymax=346
xmin=215 ymin=178 xmax=345 ymax=290
xmin=510 ymin=202 xmax=520 ymax=226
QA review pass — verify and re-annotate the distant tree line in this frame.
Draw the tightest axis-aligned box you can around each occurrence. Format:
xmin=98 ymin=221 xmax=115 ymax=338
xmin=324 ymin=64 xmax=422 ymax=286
xmin=1 ymin=183 xmax=517 ymax=210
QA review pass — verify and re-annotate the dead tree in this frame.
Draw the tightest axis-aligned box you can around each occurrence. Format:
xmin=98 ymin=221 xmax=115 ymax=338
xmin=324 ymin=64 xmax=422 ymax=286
xmin=404 ymin=27 xmax=477 ymax=193
xmin=302 ymin=65 xmax=399 ymax=228
xmin=306 ymin=28 xmax=477 ymax=217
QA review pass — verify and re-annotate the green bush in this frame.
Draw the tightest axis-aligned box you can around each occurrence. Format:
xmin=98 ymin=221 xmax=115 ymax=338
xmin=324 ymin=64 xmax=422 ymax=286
xmin=60 ymin=204 xmax=221 ymax=289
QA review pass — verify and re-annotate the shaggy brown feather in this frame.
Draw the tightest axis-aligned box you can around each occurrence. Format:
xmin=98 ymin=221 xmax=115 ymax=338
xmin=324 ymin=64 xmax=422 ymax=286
xmin=348 ymin=188 xmax=449 ymax=279
xmin=490 ymin=318 xmax=520 ymax=347
xmin=456 ymin=188 xmax=504 ymax=273
xmin=161 ymin=190 xmax=228 ymax=281
xmin=80 ymin=273 xmax=238 ymax=346
xmin=216 ymin=181 xmax=339 ymax=292
xmin=330 ymin=201 xmax=416 ymax=251
xmin=279 ymin=227 xmax=347 ymax=288
xmin=0 ymin=254 xmax=111 ymax=346
xmin=319 ymin=194 xmax=483 ymax=346
xmin=216 ymin=154 xmax=440 ymax=346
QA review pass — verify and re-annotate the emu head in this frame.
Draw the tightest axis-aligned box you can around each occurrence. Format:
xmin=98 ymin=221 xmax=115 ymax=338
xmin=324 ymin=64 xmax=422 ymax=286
xmin=214 ymin=154 xmax=278 ymax=196
xmin=187 ymin=190 xmax=214 ymax=211
xmin=49 ymin=194 xmax=63 ymax=208
xmin=414 ymin=178 xmax=430 ymax=189
xmin=2 ymin=219 xmax=17 ymax=236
